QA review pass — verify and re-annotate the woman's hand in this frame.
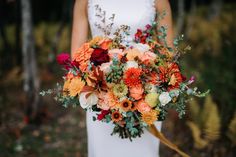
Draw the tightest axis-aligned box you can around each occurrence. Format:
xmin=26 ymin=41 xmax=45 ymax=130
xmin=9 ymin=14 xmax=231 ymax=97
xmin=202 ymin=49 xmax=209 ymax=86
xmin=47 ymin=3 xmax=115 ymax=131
xmin=71 ymin=0 xmax=89 ymax=56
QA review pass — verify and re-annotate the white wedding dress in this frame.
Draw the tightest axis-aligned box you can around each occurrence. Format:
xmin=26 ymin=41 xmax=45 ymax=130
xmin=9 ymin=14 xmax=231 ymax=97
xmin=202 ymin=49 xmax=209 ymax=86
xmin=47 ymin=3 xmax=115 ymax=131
xmin=87 ymin=0 xmax=162 ymax=157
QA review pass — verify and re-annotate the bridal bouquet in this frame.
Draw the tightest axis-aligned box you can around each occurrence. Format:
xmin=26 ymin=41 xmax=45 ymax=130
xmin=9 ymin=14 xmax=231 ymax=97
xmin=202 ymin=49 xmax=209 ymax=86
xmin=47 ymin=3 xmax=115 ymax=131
xmin=41 ymin=22 xmax=208 ymax=147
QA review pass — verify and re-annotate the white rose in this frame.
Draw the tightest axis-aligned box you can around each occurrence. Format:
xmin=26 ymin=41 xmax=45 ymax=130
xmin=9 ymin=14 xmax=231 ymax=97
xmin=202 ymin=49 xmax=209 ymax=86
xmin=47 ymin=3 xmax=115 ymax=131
xmin=79 ymin=92 xmax=98 ymax=109
xmin=132 ymin=43 xmax=150 ymax=52
xmin=125 ymin=61 xmax=139 ymax=70
xmin=159 ymin=92 xmax=172 ymax=106
xmin=100 ymin=62 xmax=112 ymax=74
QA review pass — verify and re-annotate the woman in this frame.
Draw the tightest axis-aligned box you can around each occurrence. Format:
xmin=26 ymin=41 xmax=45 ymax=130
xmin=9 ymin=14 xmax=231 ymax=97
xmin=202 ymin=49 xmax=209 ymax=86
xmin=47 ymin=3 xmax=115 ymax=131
xmin=71 ymin=0 xmax=174 ymax=157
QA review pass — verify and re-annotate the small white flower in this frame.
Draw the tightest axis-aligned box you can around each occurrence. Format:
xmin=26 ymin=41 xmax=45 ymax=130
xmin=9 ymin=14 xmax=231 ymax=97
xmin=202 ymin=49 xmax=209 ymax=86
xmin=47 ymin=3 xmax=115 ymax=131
xmin=159 ymin=92 xmax=172 ymax=106
xmin=169 ymin=89 xmax=180 ymax=98
xmin=79 ymin=92 xmax=98 ymax=109
xmin=125 ymin=61 xmax=139 ymax=70
xmin=132 ymin=43 xmax=150 ymax=52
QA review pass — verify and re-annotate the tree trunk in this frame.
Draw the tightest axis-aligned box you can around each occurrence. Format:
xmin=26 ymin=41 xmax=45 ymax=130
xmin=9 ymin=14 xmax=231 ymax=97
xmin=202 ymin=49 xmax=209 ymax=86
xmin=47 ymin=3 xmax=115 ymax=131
xmin=175 ymin=0 xmax=185 ymax=36
xmin=15 ymin=0 xmax=22 ymax=66
xmin=208 ymin=0 xmax=223 ymax=20
xmin=21 ymin=0 xmax=40 ymax=122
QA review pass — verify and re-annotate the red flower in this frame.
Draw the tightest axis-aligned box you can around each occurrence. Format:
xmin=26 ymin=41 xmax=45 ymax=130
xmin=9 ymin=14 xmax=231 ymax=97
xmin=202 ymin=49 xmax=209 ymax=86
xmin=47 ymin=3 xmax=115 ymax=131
xmin=140 ymin=36 xmax=147 ymax=44
xmin=90 ymin=48 xmax=110 ymax=66
xmin=97 ymin=110 xmax=110 ymax=121
xmin=135 ymin=29 xmax=142 ymax=37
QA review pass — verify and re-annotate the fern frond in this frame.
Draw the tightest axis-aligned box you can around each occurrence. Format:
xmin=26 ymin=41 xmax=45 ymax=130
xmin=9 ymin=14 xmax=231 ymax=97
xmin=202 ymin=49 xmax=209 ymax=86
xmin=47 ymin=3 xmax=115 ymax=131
xmin=203 ymin=96 xmax=221 ymax=141
xmin=187 ymin=121 xmax=208 ymax=149
xmin=188 ymin=99 xmax=200 ymax=123
xmin=227 ymin=113 xmax=236 ymax=145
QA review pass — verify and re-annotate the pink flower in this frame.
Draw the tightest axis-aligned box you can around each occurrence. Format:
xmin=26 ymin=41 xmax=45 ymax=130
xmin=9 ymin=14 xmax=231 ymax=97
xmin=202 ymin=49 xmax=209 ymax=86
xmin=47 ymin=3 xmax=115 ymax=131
xmin=108 ymin=49 xmax=125 ymax=60
xmin=57 ymin=53 xmax=70 ymax=65
xmin=136 ymin=100 xmax=151 ymax=113
xmin=188 ymin=76 xmax=196 ymax=84
xmin=141 ymin=51 xmax=157 ymax=63
xmin=57 ymin=53 xmax=71 ymax=69
xmin=129 ymin=85 xmax=144 ymax=100
xmin=100 ymin=62 xmax=112 ymax=74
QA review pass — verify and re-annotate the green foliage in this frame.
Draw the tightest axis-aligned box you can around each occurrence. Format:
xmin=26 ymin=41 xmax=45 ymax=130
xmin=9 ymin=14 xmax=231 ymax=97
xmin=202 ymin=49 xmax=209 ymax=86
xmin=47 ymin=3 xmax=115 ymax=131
xmin=106 ymin=59 xmax=124 ymax=83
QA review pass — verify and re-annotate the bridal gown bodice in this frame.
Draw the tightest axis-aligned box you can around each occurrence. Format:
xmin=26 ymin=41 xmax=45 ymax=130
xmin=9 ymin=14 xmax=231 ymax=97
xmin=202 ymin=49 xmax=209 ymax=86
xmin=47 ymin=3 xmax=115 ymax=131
xmin=86 ymin=0 xmax=162 ymax=157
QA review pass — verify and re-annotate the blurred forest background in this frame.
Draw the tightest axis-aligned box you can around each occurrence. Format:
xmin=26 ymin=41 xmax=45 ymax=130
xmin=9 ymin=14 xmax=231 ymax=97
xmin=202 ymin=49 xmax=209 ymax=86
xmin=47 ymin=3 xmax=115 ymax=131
xmin=0 ymin=0 xmax=236 ymax=157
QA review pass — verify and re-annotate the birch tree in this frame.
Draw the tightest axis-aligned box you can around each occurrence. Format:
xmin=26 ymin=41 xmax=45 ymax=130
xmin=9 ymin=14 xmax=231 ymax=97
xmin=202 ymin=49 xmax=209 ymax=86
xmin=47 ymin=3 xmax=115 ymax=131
xmin=21 ymin=0 xmax=40 ymax=122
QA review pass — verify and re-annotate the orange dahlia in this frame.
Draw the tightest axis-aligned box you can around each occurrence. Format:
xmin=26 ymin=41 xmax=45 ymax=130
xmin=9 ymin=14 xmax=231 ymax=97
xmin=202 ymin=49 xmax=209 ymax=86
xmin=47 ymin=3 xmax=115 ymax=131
xmin=63 ymin=79 xmax=71 ymax=96
xmin=148 ymin=72 xmax=161 ymax=85
xmin=68 ymin=77 xmax=85 ymax=97
xmin=111 ymin=110 xmax=123 ymax=122
xmin=141 ymin=110 xmax=160 ymax=125
xmin=120 ymin=99 xmax=132 ymax=112
xmin=72 ymin=43 xmax=94 ymax=72
xmin=124 ymin=68 xmax=142 ymax=87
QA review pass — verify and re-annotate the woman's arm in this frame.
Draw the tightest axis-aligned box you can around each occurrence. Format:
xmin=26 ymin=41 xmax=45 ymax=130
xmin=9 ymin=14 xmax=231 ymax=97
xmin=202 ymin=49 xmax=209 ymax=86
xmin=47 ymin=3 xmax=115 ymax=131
xmin=155 ymin=0 xmax=174 ymax=48
xmin=71 ymin=0 xmax=89 ymax=55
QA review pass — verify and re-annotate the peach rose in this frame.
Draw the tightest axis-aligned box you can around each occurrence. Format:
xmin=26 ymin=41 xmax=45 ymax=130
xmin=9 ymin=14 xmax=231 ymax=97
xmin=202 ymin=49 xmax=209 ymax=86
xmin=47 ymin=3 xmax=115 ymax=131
xmin=141 ymin=51 xmax=157 ymax=63
xmin=72 ymin=43 xmax=94 ymax=72
xmin=126 ymin=48 xmax=143 ymax=61
xmin=97 ymin=91 xmax=117 ymax=110
xmin=136 ymin=100 xmax=151 ymax=113
xmin=97 ymin=91 xmax=110 ymax=110
xmin=108 ymin=49 xmax=125 ymax=60
xmin=129 ymin=85 xmax=144 ymax=100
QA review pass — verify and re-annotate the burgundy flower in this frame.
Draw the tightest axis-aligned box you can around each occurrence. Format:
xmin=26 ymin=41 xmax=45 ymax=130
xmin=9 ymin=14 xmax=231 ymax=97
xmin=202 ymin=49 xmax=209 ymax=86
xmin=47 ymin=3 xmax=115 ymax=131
xmin=145 ymin=24 xmax=152 ymax=30
xmin=71 ymin=60 xmax=80 ymax=68
xmin=135 ymin=29 xmax=143 ymax=41
xmin=97 ymin=110 xmax=110 ymax=121
xmin=90 ymin=48 xmax=110 ymax=66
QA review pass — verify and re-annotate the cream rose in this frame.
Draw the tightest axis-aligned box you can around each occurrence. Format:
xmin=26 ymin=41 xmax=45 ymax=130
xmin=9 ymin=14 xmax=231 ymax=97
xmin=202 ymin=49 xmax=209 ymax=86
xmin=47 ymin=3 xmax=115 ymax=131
xmin=159 ymin=92 xmax=172 ymax=106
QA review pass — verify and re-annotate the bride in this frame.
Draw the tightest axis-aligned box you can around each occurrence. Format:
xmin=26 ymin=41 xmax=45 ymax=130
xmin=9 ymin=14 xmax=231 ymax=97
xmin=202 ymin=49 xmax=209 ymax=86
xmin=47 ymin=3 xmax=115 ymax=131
xmin=71 ymin=0 xmax=174 ymax=157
